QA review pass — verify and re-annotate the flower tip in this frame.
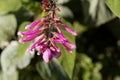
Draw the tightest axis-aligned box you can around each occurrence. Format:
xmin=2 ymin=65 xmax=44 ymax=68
xmin=26 ymin=48 xmax=30 ymax=52
xmin=27 ymin=47 xmax=33 ymax=52
xmin=18 ymin=32 xmax=23 ymax=37
xmin=69 ymin=50 xmax=73 ymax=53
xmin=19 ymin=39 xmax=24 ymax=43
xmin=71 ymin=45 xmax=76 ymax=49
xmin=43 ymin=49 xmax=52 ymax=63
xmin=27 ymin=49 xmax=34 ymax=54
xmin=55 ymin=47 xmax=60 ymax=52
xmin=57 ymin=49 xmax=60 ymax=52
xmin=25 ymin=25 xmax=29 ymax=29
xmin=25 ymin=24 xmax=32 ymax=29
xmin=17 ymin=31 xmax=21 ymax=35
xmin=37 ymin=52 xmax=41 ymax=55
xmin=73 ymin=32 xmax=77 ymax=36
xmin=70 ymin=31 xmax=77 ymax=36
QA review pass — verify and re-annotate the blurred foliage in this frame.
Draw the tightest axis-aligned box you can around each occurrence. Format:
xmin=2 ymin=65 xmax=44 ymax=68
xmin=106 ymin=0 xmax=120 ymax=18
xmin=0 ymin=0 xmax=120 ymax=80
xmin=0 ymin=0 xmax=21 ymax=15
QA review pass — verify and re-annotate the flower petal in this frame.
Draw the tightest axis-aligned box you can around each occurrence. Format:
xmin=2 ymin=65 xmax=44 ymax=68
xmin=52 ymin=51 xmax=61 ymax=58
xmin=43 ymin=49 xmax=52 ymax=62
xmin=62 ymin=43 xmax=72 ymax=53
xmin=25 ymin=20 xmax=40 ymax=29
xmin=66 ymin=41 xmax=76 ymax=48
xmin=61 ymin=23 xmax=77 ymax=36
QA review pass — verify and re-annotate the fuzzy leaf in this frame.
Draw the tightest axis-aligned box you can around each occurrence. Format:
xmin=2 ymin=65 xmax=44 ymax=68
xmin=106 ymin=0 xmax=120 ymax=18
xmin=1 ymin=41 xmax=18 ymax=80
xmin=0 ymin=14 xmax=17 ymax=48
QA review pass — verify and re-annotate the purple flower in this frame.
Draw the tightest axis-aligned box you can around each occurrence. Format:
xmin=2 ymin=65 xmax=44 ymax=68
xmin=18 ymin=0 xmax=77 ymax=62
xmin=25 ymin=19 xmax=41 ymax=29
xmin=51 ymin=50 xmax=61 ymax=58
xmin=52 ymin=32 xmax=76 ymax=53
xmin=43 ymin=48 xmax=52 ymax=62
xmin=60 ymin=22 xmax=77 ymax=36
xmin=27 ymin=36 xmax=45 ymax=51
xmin=43 ymin=47 xmax=61 ymax=62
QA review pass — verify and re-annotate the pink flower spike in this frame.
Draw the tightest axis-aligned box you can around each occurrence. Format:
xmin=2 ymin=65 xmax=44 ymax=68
xmin=18 ymin=0 xmax=77 ymax=62
xmin=43 ymin=48 xmax=52 ymax=62
xmin=25 ymin=20 xmax=40 ymax=29
xmin=61 ymin=23 xmax=77 ymax=36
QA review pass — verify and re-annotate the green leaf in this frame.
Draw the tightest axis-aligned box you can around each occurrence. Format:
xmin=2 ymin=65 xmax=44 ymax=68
xmin=0 ymin=0 xmax=22 ymax=14
xmin=58 ymin=5 xmax=73 ymax=18
xmin=89 ymin=0 xmax=114 ymax=26
xmin=106 ymin=0 xmax=120 ymax=18
xmin=36 ymin=62 xmax=51 ymax=80
xmin=0 ymin=14 xmax=17 ymax=47
xmin=36 ymin=59 xmax=70 ymax=80
xmin=58 ymin=19 xmax=76 ymax=79
xmin=57 ymin=0 xmax=70 ymax=4
xmin=22 ymin=0 xmax=30 ymax=3
xmin=22 ymin=1 xmax=41 ymax=14
xmin=1 ymin=41 xmax=34 ymax=79
xmin=1 ymin=41 xmax=18 ymax=80
xmin=2 ymin=70 xmax=18 ymax=80
xmin=1 ymin=41 xmax=19 ymax=72
xmin=1 ymin=40 xmax=34 ymax=71
xmin=49 ymin=59 xmax=70 ymax=80
xmin=17 ymin=42 xmax=34 ymax=69
xmin=0 ymin=72 xmax=2 ymax=80
xmin=81 ymin=0 xmax=114 ymax=26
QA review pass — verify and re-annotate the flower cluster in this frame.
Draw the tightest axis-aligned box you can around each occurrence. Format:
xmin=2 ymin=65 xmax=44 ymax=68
xmin=18 ymin=0 xmax=77 ymax=62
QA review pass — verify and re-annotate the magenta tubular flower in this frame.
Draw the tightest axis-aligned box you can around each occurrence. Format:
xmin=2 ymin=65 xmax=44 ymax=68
xmin=52 ymin=32 xmax=76 ymax=53
xmin=27 ymin=36 xmax=45 ymax=51
xmin=60 ymin=22 xmax=77 ymax=36
xmin=25 ymin=19 xmax=41 ymax=29
xmin=43 ymin=48 xmax=52 ymax=62
xmin=18 ymin=0 xmax=77 ymax=62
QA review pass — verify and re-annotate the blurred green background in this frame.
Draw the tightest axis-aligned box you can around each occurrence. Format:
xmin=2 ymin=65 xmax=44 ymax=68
xmin=0 ymin=0 xmax=120 ymax=80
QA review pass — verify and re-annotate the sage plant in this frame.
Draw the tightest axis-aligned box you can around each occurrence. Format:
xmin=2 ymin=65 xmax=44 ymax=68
xmin=18 ymin=0 xmax=77 ymax=62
